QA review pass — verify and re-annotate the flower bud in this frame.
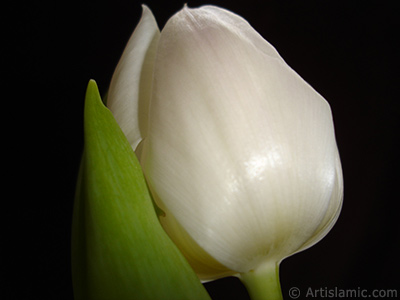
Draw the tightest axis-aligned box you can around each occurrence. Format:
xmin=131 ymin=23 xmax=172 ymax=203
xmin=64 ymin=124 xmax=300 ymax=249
xmin=108 ymin=4 xmax=343 ymax=285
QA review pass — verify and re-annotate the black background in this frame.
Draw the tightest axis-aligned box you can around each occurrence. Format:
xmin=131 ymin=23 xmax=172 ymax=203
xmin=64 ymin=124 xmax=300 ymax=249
xmin=8 ymin=0 xmax=398 ymax=299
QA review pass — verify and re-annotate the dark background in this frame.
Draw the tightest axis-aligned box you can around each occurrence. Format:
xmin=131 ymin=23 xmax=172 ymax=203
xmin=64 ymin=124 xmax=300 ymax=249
xmin=8 ymin=0 xmax=398 ymax=299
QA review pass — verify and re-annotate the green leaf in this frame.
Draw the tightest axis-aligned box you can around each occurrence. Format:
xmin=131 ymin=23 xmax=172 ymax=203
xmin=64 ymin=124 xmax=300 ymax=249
xmin=72 ymin=80 xmax=211 ymax=300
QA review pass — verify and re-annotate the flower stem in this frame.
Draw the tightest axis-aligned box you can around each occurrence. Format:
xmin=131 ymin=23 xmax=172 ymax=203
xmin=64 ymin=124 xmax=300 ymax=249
xmin=238 ymin=261 xmax=283 ymax=300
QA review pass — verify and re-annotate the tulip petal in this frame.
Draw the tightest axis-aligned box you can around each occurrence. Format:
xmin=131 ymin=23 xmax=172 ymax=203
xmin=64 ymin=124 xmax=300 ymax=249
xmin=294 ymin=149 xmax=343 ymax=254
xmin=142 ymin=5 xmax=343 ymax=275
xmin=159 ymin=204 xmax=236 ymax=280
xmin=107 ymin=5 xmax=160 ymax=150
xmin=72 ymin=80 xmax=211 ymax=300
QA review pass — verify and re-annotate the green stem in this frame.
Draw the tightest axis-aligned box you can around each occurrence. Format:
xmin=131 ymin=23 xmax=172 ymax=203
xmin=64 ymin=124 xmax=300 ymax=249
xmin=238 ymin=261 xmax=283 ymax=300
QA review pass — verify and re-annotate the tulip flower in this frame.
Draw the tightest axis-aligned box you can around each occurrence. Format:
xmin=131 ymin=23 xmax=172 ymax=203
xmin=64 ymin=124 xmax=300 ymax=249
xmin=107 ymin=4 xmax=343 ymax=300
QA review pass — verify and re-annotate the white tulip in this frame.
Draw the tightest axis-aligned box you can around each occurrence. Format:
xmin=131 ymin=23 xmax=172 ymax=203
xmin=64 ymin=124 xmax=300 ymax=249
xmin=108 ymin=4 xmax=343 ymax=299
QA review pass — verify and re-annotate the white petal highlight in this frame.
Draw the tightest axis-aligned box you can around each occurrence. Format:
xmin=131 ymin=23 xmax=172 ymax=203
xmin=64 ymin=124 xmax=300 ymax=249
xmin=141 ymin=5 xmax=343 ymax=276
xmin=107 ymin=5 xmax=160 ymax=149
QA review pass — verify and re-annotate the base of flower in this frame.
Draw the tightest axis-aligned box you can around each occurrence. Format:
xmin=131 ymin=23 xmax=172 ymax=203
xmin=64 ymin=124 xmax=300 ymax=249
xmin=238 ymin=261 xmax=283 ymax=300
